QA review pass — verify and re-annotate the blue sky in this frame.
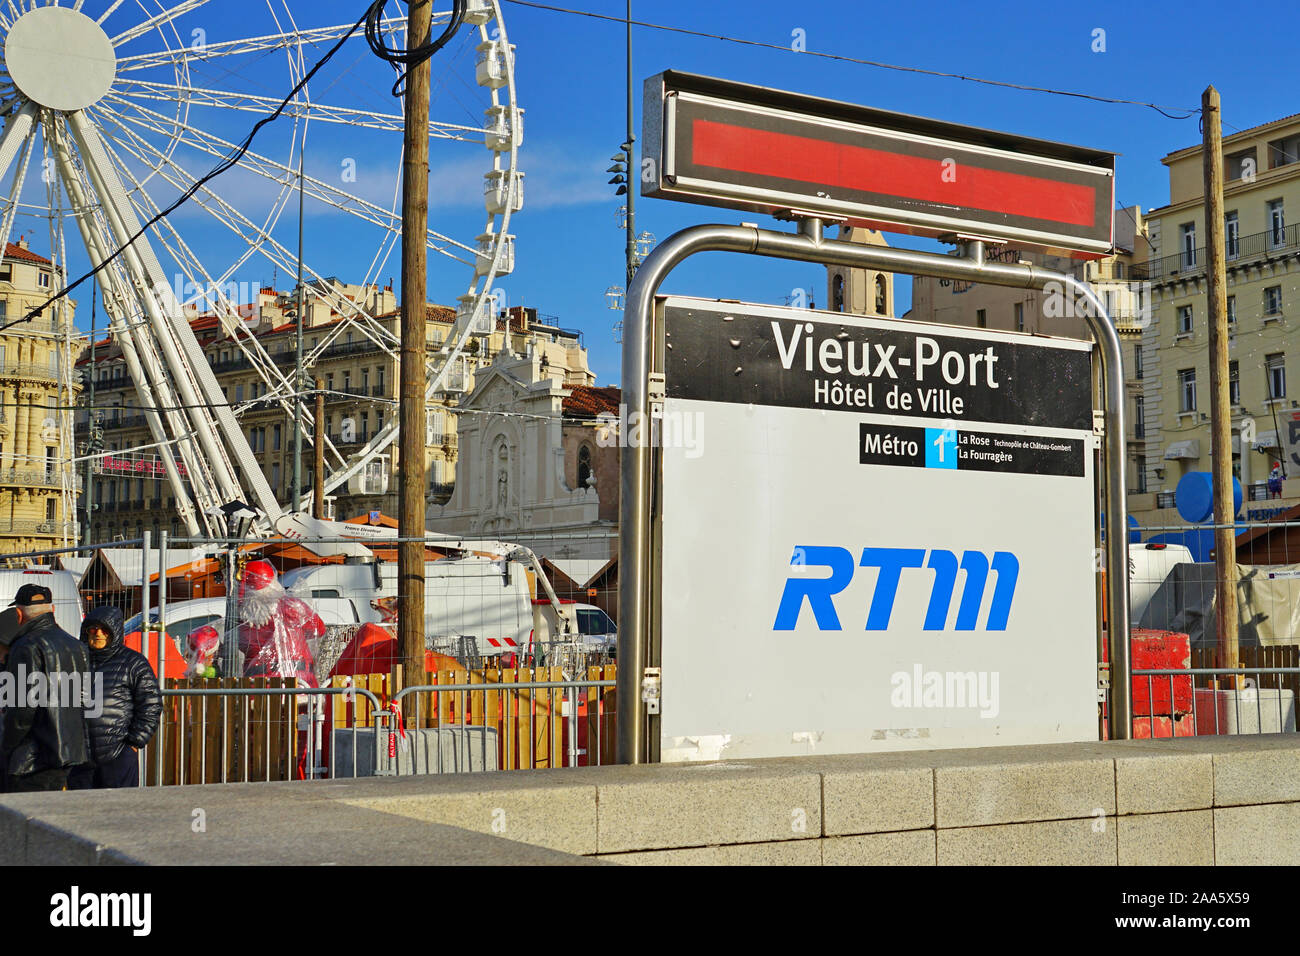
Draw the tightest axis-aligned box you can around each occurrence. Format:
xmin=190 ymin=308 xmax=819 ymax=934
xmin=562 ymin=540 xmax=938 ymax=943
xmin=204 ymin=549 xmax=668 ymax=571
xmin=21 ymin=0 xmax=1300 ymax=386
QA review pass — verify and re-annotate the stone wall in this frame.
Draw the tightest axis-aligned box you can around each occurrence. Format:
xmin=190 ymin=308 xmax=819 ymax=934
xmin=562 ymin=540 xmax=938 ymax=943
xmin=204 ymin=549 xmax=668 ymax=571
xmin=4 ymin=736 xmax=1300 ymax=865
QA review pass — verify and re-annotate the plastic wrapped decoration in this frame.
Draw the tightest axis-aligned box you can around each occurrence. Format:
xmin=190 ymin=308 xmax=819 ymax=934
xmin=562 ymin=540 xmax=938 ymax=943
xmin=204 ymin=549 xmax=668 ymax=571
xmin=237 ymin=559 xmax=324 ymax=687
xmin=185 ymin=624 xmax=221 ymax=678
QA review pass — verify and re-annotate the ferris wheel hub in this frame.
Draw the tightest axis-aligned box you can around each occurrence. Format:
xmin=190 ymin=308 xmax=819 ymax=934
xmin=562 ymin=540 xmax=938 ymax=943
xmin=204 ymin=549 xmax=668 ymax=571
xmin=5 ymin=7 xmax=117 ymax=111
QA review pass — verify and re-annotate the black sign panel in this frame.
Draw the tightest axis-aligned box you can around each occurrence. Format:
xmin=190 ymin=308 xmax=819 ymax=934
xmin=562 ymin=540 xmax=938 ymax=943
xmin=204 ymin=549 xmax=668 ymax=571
xmin=664 ymin=304 xmax=1093 ymax=431
xmin=858 ymin=424 xmax=1085 ymax=477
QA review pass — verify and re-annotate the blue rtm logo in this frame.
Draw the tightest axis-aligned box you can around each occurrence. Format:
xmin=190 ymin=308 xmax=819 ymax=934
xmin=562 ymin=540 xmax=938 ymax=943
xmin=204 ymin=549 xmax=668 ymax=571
xmin=774 ymin=547 xmax=1020 ymax=631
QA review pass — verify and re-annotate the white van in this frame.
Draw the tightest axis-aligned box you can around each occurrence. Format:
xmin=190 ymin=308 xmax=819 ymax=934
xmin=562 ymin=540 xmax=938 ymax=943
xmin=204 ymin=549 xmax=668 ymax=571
xmin=282 ymin=556 xmax=541 ymax=658
xmin=1130 ymin=542 xmax=1194 ymax=622
xmin=0 ymin=568 xmax=85 ymax=637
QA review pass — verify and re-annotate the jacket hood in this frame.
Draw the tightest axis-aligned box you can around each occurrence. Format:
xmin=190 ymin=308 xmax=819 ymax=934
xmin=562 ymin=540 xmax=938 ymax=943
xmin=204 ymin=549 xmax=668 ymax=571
xmin=82 ymin=605 xmax=125 ymax=658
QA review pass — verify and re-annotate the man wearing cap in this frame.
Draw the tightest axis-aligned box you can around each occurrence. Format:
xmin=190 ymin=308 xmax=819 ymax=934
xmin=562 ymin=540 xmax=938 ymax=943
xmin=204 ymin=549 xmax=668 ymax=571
xmin=2 ymin=584 xmax=91 ymax=792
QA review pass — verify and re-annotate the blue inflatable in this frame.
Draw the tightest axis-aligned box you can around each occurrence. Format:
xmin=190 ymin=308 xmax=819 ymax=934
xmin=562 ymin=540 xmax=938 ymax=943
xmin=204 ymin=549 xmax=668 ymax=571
xmin=1175 ymin=471 xmax=1242 ymax=524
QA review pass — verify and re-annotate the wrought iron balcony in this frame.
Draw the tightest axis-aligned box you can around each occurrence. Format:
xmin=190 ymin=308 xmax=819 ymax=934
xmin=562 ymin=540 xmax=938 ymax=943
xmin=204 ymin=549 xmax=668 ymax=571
xmin=1134 ymin=223 xmax=1300 ymax=282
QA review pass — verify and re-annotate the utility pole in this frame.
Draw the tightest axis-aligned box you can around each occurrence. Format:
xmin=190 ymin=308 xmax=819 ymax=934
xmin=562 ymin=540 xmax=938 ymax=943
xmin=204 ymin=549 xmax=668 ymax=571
xmin=1203 ymin=85 xmax=1239 ymax=680
xmin=313 ymin=377 xmax=325 ymax=519
xmin=398 ymin=0 xmax=433 ymax=682
xmin=292 ymin=145 xmax=306 ymax=513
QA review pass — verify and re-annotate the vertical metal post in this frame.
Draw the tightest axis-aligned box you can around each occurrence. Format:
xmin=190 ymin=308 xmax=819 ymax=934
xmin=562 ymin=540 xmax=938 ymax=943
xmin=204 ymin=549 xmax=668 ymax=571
xmin=140 ymin=530 xmax=151 ymax=665
xmin=156 ymin=528 xmax=168 ymax=788
xmin=292 ymin=144 xmax=306 ymax=513
xmin=624 ymin=0 xmax=636 ymax=287
xmin=156 ymin=530 xmax=167 ymax=680
xmin=83 ymin=278 xmax=95 ymax=548
xmin=313 ymin=377 xmax=325 ymax=519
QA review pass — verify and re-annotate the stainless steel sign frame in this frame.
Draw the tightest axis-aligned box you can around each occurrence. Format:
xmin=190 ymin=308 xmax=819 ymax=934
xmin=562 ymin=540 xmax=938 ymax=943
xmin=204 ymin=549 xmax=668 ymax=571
xmin=642 ymin=71 xmax=1117 ymax=258
xmin=617 ymin=220 xmax=1133 ymax=763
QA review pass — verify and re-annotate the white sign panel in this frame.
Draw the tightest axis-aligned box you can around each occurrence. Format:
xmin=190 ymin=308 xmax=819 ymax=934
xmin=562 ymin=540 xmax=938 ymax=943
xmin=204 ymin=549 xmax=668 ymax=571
xmin=656 ymin=297 xmax=1099 ymax=761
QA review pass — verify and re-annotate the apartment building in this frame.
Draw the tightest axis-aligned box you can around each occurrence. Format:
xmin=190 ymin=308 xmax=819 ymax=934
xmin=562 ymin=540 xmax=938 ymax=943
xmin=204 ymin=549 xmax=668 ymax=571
xmin=77 ymin=277 xmax=592 ymax=542
xmin=0 ymin=239 xmax=81 ymax=559
xmin=1132 ymin=112 xmax=1300 ymax=524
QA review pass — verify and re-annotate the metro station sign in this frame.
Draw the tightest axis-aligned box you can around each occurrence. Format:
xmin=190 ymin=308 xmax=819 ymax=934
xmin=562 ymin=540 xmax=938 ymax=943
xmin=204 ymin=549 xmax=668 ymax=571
xmin=642 ymin=71 xmax=1116 ymax=258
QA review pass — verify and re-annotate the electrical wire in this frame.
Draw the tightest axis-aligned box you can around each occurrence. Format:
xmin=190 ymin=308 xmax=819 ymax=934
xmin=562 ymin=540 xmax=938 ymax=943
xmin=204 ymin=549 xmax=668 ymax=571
xmin=18 ymin=5 xmax=374 ymax=329
xmin=502 ymin=0 xmax=1202 ymax=119
xmin=366 ymin=0 xmax=469 ymax=97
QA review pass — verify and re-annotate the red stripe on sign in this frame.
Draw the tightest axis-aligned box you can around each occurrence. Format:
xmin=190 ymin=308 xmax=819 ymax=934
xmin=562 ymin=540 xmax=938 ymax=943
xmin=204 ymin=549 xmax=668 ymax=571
xmin=487 ymin=638 xmax=501 ymax=647
xmin=691 ymin=119 xmax=1096 ymax=228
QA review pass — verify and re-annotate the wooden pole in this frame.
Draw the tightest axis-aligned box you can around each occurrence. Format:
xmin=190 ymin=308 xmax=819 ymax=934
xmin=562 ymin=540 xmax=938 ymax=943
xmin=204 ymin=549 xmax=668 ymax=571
xmin=313 ymin=377 xmax=325 ymax=519
xmin=1203 ymin=85 xmax=1238 ymax=680
xmin=399 ymin=2 xmax=432 ymax=683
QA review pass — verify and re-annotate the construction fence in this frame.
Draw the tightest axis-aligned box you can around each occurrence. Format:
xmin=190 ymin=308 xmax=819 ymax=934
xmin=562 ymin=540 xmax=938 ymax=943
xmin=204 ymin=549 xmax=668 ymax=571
xmin=140 ymin=666 xmax=617 ymax=786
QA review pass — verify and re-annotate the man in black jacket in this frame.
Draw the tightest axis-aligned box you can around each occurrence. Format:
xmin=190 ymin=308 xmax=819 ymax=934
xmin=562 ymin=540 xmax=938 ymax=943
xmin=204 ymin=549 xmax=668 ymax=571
xmin=2 ymin=584 xmax=92 ymax=792
xmin=69 ymin=606 xmax=161 ymax=789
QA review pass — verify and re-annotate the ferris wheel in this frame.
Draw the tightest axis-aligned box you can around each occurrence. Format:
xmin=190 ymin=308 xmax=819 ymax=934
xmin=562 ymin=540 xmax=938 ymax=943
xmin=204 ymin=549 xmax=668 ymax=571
xmin=0 ymin=0 xmax=522 ymax=537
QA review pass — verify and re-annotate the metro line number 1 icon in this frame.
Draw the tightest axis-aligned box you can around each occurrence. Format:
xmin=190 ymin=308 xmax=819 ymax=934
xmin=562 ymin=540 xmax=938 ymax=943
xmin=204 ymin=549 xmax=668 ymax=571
xmin=926 ymin=427 xmax=958 ymax=469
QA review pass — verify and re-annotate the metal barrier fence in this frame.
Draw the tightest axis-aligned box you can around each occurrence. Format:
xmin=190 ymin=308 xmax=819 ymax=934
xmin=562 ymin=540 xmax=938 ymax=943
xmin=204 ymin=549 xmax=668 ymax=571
xmin=141 ymin=683 xmax=391 ymax=785
xmin=1132 ymin=668 xmax=1299 ymax=738
xmin=137 ymin=665 xmax=617 ymax=785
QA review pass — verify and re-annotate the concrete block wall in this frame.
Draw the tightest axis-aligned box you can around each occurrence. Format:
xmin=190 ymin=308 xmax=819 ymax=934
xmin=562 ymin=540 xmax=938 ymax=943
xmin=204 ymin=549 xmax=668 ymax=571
xmin=3 ymin=735 xmax=1300 ymax=865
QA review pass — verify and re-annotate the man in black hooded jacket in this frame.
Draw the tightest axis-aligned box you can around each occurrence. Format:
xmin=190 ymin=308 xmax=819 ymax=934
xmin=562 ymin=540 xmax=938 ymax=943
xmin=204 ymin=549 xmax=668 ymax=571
xmin=69 ymin=606 xmax=162 ymax=789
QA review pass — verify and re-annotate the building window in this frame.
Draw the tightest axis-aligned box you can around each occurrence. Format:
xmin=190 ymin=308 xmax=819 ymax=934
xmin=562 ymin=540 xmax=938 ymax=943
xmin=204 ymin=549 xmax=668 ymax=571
xmin=1177 ymin=305 xmax=1193 ymax=334
xmin=1134 ymin=345 xmax=1144 ymax=381
xmin=271 ymin=463 xmax=280 ymax=490
xmin=273 ymin=424 xmax=281 ymax=451
xmin=1269 ymin=200 xmax=1286 ymax=248
xmin=1180 ymin=222 xmax=1197 ymax=269
xmin=1265 ymin=286 xmax=1283 ymax=316
xmin=377 ymin=367 xmax=385 ymax=393
xmin=1134 ymin=395 xmax=1145 ymax=439
xmin=976 ymin=309 xmax=986 ymax=329
xmin=1179 ymin=368 xmax=1196 ymax=412
xmin=831 ymin=274 xmax=845 ymax=313
xmin=1229 ymin=360 xmax=1240 ymax=406
xmin=1268 ymin=353 xmax=1286 ymax=400
xmin=1225 ymin=211 xmax=1239 ymax=258
xmin=38 ymin=271 xmax=50 ymax=288
xmin=577 ymin=444 xmax=593 ymax=489
xmin=874 ymin=274 xmax=887 ymax=315
xmin=1136 ymin=454 xmax=1147 ymax=495
xmin=1014 ymin=302 xmax=1024 ymax=332
xmin=1227 ymin=295 xmax=1236 ymax=324
xmin=1114 ymin=261 xmax=1125 ymax=280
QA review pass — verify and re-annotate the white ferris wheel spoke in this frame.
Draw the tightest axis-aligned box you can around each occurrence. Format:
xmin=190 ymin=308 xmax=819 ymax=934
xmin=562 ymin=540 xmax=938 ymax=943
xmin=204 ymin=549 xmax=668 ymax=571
xmin=91 ymin=109 xmax=401 ymax=364
xmin=102 ymin=93 xmax=479 ymax=265
xmin=111 ymin=78 xmax=485 ymax=140
xmin=96 ymin=0 xmax=125 ymax=25
xmin=0 ymin=124 xmax=36 ymax=274
xmin=114 ymin=17 xmax=411 ymax=73
xmin=110 ymin=0 xmax=210 ymax=47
